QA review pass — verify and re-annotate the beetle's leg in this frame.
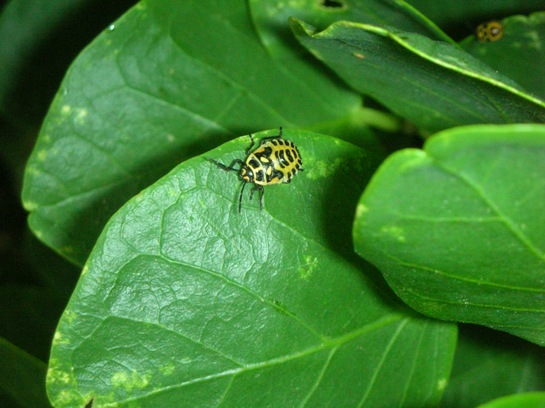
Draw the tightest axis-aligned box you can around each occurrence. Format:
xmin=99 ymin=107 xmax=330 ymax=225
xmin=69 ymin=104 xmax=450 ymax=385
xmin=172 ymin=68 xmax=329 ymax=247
xmin=259 ymin=126 xmax=283 ymax=145
xmin=238 ymin=181 xmax=247 ymax=213
xmin=257 ymin=186 xmax=265 ymax=210
xmin=245 ymin=133 xmax=256 ymax=156
xmin=206 ymin=158 xmax=245 ymax=172
xmin=249 ymin=185 xmax=265 ymax=210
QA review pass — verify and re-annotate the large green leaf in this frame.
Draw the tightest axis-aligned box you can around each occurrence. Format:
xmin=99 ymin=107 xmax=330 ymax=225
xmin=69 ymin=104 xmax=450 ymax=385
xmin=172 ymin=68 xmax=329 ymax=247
xmin=441 ymin=325 xmax=545 ymax=407
xmin=353 ymin=124 xmax=545 ymax=345
xmin=250 ymin=0 xmax=452 ymax=58
xmin=0 ymin=0 xmax=135 ymax=125
xmin=291 ymin=19 xmax=545 ymax=134
xmin=21 ymin=0 xmax=361 ymax=265
xmin=462 ymin=12 xmax=545 ymax=101
xmin=47 ymin=130 xmax=456 ymax=407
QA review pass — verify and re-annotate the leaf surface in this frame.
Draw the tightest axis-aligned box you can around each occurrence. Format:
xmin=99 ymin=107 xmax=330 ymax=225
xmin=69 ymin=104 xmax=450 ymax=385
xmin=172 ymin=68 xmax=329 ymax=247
xmin=46 ymin=130 xmax=456 ymax=407
xmin=354 ymin=124 xmax=545 ymax=345
xmin=462 ymin=12 xmax=545 ymax=101
xmin=21 ymin=0 xmax=360 ymax=265
xmin=250 ymin=0 xmax=452 ymax=58
xmin=441 ymin=325 xmax=545 ymax=407
xmin=291 ymin=19 xmax=545 ymax=134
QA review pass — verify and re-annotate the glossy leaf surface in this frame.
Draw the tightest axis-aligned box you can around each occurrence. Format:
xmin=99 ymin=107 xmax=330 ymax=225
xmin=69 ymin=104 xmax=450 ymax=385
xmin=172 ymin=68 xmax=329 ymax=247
xmin=291 ymin=19 xmax=545 ymax=134
xmin=250 ymin=0 xmax=451 ymax=58
xmin=354 ymin=124 xmax=545 ymax=345
xmin=46 ymin=130 xmax=456 ymax=407
xmin=21 ymin=0 xmax=360 ymax=265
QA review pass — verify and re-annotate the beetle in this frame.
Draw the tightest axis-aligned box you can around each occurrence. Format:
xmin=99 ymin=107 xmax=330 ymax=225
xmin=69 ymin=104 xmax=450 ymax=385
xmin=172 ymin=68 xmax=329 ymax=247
xmin=476 ymin=21 xmax=504 ymax=42
xmin=206 ymin=127 xmax=303 ymax=213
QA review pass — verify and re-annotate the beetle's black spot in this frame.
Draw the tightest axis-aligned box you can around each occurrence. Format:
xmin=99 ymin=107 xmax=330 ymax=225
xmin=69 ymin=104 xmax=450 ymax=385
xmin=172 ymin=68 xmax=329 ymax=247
xmin=286 ymin=149 xmax=294 ymax=163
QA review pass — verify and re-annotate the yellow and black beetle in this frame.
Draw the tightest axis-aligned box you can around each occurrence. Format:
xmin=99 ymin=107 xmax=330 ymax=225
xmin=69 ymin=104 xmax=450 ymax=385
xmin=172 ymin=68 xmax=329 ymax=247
xmin=476 ymin=21 xmax=504 ymax=42
xmin=207 ymin=127 xmax=303 ymax=213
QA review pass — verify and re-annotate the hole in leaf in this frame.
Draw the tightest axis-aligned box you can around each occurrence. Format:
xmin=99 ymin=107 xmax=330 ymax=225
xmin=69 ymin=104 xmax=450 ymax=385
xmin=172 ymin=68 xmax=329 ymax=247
xmin=320 ymin=0 xmax=346 ymax=9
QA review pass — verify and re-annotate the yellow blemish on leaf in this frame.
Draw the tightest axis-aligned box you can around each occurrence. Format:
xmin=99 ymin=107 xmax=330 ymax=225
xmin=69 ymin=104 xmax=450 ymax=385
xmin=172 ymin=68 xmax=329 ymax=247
xmin=355 ymin=203 xmax=368 ymax=219
xmin=75 ymin=108 xmax=88 ymax=124
xmin=112 ymin=370 xmax=151 ymax=391
xmin=160 ymin=364 xmax=175 ymax=376
xmin=37 ymin=150 xmax=48 ymax=161
xmin=306 ymin=158 xmax=341 ymax=179
xmin=23 ymin=200 xmax=38 ymax=211
xmin=53 ymin=331 xmax=62 ymax=344
xmin=56 ymin=371 xmax=72 ymax=385
xmin=61 ymin=246 xmax=74 ymax=255
xmin=299 ymin=255 xmax=318 ymax=280
xmin=47 ymin=361 xmax=72 ymax=385
xmin=32 ymin=228 xmax=43 ymax=239
xmin=437 ymin=378 xmax=447 ymax=391
xmin=81 ymin=265 xmax=89 ymax=276
xmin=524 ymin=31 xmax=541 ymax=50
xmin=61 ymin=105 xmax=71 ymax=115
xmin=352 ymin=52 xmax=365 ymax=59
xmin=166 ymin=133 xmax=175 ymax=143
xmin=381 ymin=225 xmax=406 ymax=242
xmin=52 ymin=389 xmax=81 ymax=407
xmin=64 ymin=310 xmax=77 ymax=325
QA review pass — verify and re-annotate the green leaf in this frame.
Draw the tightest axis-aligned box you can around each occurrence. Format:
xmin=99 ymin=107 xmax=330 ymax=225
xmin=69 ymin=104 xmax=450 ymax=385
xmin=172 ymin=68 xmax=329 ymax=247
xmin=477 ymin=392 xmax=545 ymax=408
xmin=47 ymin=130 xmax=456 ymax=407
xmin=249 ymin=0 xmax=452 ymax=58
xmin=21 ymin=0 xmax=361 ymax=266
xmin=291 ymin=19 xmax=545 ymax=134
xmin=462 ymin=12 xmax=545 ymax=101
xmin=441 ymin=325 xmax=545 ymax=407
xmin=0 ymin=338 xmax=50 ymax=408
xmin=353 ymin=124 xmax=545 ymax=345
xmin=0 ymin=0 xmax=135 ymax=125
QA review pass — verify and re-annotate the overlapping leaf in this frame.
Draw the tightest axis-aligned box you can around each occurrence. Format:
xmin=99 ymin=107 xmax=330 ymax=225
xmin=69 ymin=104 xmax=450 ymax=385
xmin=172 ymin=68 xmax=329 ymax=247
xmin=47 ymin=130 xmax=456 ymax=407
xmin=249 ymin=0 xmax=452 ymax=58
xmin=462 ymin=12 xmax=545 ymax=100
xmin=441 ymin=326 xmax=545 ymax=407
xmin=291 ymin=19 xmax=545 ymax=134
xmin=21 ymin=0 xmax=361 ymax=265
xmin=354 ymin=124 xmax=545 ymax=345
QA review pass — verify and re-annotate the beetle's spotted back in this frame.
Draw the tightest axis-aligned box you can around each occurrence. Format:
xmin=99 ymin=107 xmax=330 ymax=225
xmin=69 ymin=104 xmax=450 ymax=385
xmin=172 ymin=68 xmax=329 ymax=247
xmin=246 ymin=137 xmax=303 ymax=186
xmin=206 ymin=127 xmax=303 ymax=212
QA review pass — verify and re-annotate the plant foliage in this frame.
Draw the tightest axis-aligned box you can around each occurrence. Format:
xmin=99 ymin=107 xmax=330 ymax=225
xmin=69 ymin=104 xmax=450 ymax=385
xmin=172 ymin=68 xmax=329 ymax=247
xmin=1 ymin=0 xmax=544 ymax=406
